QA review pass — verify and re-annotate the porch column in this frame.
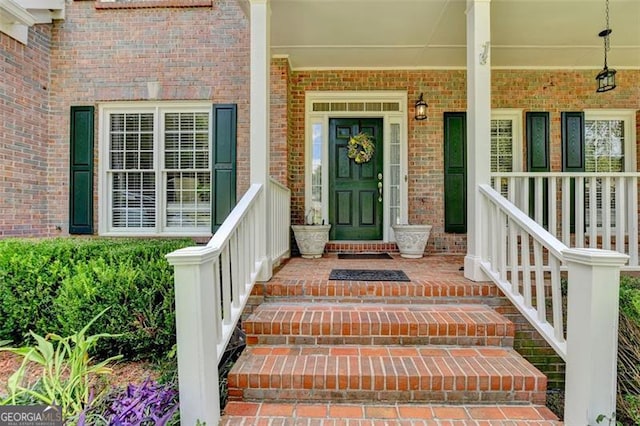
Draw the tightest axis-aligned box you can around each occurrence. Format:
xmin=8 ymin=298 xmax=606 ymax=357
xmin=464 ymin=0 xmax=492 ymax=282
xmin=249 ymin=0 xmax=272 ymax=281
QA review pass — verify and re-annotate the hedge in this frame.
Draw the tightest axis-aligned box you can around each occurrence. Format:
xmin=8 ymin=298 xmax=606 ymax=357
xmin=0 ymin=238 xmax=193 ymax=360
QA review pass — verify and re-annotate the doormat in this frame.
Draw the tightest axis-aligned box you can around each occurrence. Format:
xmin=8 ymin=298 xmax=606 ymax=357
xmin=338 ymin=253 xmax=393 ymax=260
xmin=329 ymin=269 xmax=410 ymax=281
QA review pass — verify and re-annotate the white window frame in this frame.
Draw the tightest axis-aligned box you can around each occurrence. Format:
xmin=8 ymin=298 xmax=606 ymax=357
xmin=98 ymin=101 xmax=213 ymax=237
xmin=582 ymin=109 xmax=636 ymax=232
xmin=584 ymin=109 xmax=636 ymax=172
xmin=491 ymin=109 xmax=523 ymax=173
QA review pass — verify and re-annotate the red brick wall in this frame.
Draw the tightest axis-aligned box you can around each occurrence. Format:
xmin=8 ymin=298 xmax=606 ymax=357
xmin=0 ymin=26 xmax=54 ymax=237
xmin=287 ymin=69 xmax=640 ymax=253
xmin=46 ymin=0 xmax=250 ymax=234
xmin=270 ymin=57 xmax=289 ymax=185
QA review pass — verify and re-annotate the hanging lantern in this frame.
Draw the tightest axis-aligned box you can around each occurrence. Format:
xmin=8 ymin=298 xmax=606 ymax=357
xmin=596 ymin=0 xmax=616 ymax=93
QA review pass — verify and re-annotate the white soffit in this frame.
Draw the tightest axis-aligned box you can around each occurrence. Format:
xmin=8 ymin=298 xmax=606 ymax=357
xmin=270 ymin=0 xmax=640 ymax=70
xmin=0 ymin=0 xmax=64 ymax=44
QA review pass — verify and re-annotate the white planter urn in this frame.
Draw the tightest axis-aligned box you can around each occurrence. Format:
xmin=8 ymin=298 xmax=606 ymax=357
xmin=292 ymin=224 xmax=331 ymax=259
xmin=392 ymin=224 xmax=432 ymax=258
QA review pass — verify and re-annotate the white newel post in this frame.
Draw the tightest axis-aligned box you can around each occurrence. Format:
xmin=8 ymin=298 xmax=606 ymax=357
xmin=564 ymin=248 xmax=628 ymax=425
xmin=250 ymin=0 xmax=272 ymax=281
xmin=464 ymin=0 xmax=492 ymax=282
xmin=166 ymin=247 xmax=220 ymax=425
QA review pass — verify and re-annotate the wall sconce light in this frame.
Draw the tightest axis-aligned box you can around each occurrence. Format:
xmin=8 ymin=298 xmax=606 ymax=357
xmin=596 ymin=0 xmax=616 ymax=92
xmin=414 ymin=93 xmax=428 ymax=120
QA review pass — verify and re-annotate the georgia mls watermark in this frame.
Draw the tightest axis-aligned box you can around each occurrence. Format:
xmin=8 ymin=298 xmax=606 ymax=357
xmin=0 ymin=406 xmax=62 ymax=426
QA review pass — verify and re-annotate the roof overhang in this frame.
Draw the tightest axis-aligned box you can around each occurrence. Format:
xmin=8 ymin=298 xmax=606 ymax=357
xmin=0 ymin=0 xmax=64 ymax=44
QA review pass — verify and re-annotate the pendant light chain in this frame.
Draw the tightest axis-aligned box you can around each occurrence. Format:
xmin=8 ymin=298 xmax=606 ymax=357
xmin=604 ymin=0 xmax=610 ymax=58
xmin=596 ymin=0 xmax=616 ymax=92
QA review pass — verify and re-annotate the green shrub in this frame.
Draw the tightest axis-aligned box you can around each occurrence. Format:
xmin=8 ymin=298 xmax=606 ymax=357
xmin=617 ymin=275 xmax=640 ymax=424
xmin=0 ymin=238 xmax=192 ymax=360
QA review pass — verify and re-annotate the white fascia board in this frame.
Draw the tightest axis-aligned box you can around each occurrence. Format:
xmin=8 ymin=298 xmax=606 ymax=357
xmin=0 ymin=0 xmax=64 ymax=44
xmin=0 ymin=0 xmax=35 ymax=44
xmin=22 ymin=0 xmax=65 ymax=22
xmin=0 ymin=22 xmax=28 ymax=43
xmin=0 ymin=0 xmax=36 ymax=26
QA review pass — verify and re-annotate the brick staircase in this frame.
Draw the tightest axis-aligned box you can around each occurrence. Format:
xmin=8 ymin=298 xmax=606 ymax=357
xmin=222 ymin=256 xmax=561 ymax=425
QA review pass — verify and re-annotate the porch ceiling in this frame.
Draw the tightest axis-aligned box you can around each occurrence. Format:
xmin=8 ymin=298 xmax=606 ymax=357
xmin=270 ymin=0 xmax=640 ymax=70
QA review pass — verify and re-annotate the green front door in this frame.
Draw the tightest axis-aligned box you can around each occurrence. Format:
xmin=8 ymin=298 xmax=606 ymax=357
xmin=329 ymin=118 xmax=383 ymax=240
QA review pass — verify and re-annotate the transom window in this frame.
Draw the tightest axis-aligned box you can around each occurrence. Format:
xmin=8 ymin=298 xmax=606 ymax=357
xmin=100 ymin=103 xmax=212 ymax=235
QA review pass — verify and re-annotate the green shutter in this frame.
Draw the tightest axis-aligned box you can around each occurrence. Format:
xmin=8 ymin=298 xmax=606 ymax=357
xmin=562 ymin=112 xmax=585 ymax=172
xmin=527 ymin=112 xmax=550 ymax=172
xmin=211 ymin=104 xmax=237 ymax=232
xmin=443 ymin=112 xmax=467 ymax=233
xmin=562 ymin=112 xmax=585 ymax=232
xmin=526 ymin=112 xmax=550 ymax=227
xmin=69 ymin=106 xmax=94 ymax=234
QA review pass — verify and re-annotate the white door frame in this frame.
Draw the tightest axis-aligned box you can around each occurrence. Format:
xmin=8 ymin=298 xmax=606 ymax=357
xmin=305 ymin=91 xmax=408 ymax=242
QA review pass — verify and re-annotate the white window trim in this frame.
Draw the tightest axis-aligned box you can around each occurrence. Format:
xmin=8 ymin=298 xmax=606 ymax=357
xmin=304 ymin=91 xmax=408 ymax=242
xmin=491 ymin=108 xmax=523 ymax=172
xmin=584 ymin=109 xmax=637 ymax=172
xmin=581 ymin=109 xmax=637 ymax=234
xmin=98 ymin=101 xmax=213 ymax=237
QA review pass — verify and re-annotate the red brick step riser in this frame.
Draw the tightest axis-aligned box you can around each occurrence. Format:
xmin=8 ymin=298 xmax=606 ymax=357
xmin=244 ymin=304 xmax=515 ymax=347
xmin=227 ymin=346 xmax=547 ymax=405
xmin=221 ymin=402 xmax=561 ymax=426
xmin=263 ymin=281 xmax=500 ymax=300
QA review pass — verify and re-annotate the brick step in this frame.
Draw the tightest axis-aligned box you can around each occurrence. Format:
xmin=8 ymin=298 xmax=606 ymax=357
xmin=227 ymin=345 xmax=547 ymax=404
xmin=264 ymin=278 xmax=501 ymax=305
xmin=245 ymin=303 xmax=514 ymax=347
xmin=221 ymin=402 xmax=561 ymax=425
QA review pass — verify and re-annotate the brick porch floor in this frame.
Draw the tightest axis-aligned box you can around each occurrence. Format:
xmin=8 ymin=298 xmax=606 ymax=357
xmin=222 ymin=254 xmax=561 ymax=425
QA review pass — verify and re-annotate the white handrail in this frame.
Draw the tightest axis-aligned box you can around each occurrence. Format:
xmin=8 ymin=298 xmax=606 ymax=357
xmin=479 ymin=184 xmax=568 ymax=358
xmin=269 ymin=177 xmax=291 ymax=264
xmin=166 ymin=183 xmax=264 ymax=425
xmin=479 ymin=183 xmax=628 ymax=425
xmin=492 ymin=172 xmax=640 ymax=269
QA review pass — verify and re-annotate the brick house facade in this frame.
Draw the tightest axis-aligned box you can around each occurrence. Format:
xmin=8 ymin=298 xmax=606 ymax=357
xmin=1 ymin=2 xmax=639 ymax=254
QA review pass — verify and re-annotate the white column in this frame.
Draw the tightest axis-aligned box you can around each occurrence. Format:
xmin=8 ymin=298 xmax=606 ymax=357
xmin=165 ymin=247 xmax=221 ymax=425
xmin=464 ymin=0 xmax=492 ymax=281
xmin=249 ymin=0 xmax=272 ymax=281
xmin=564 ymin=248 xmax=628 ymax=425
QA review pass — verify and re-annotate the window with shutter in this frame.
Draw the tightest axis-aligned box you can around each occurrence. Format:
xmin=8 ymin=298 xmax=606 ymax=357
xmin=100 ymin=103 xmax=224 ymax=236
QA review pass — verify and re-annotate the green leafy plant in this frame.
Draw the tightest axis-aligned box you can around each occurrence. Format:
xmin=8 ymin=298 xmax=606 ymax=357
xmin=0 ymin=309 xmax=122 ymax=420
xmin=595 ymin=412 xmax=622 ymax=426
xmin=0 ymin=238 xmax=192 ymax=360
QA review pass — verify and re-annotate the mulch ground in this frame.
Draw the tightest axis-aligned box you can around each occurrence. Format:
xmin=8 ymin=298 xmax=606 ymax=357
xmin=0 ymin=351 xmax=159 ymax=397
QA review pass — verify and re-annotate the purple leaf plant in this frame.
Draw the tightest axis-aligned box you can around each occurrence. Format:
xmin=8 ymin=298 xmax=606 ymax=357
xmin=79 ymin=378 xmax=179 ymax=426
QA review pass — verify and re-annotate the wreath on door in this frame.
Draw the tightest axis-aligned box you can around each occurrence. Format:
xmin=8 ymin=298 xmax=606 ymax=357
xmin=347 ymin=132 xmax=375 ymax=164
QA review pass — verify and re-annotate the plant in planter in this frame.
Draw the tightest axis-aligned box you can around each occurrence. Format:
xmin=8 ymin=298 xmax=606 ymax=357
xmin=392 ymin=223 xmax=432 ymax=259
xmin=292 ymin=207 xmax=331 ymax=259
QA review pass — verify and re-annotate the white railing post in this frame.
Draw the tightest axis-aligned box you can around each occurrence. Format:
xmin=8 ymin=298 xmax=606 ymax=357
xmin=166 ymin=247 xmax=221 ymax=426
xmin=564 ymin=248 xmax=628 ymax=426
